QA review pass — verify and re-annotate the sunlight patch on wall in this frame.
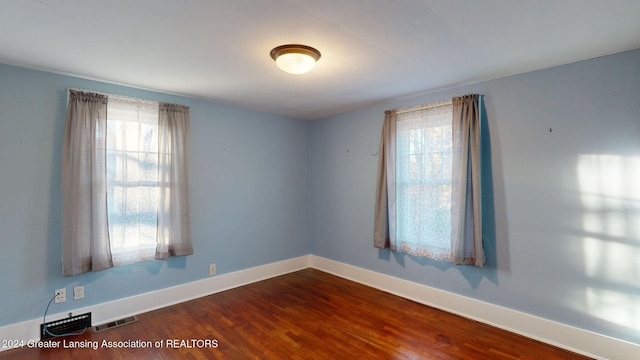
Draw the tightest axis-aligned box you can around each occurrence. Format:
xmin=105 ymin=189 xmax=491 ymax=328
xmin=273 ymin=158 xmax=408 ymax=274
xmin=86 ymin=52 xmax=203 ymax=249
xmin=582 ymin=236 xmax=638 ymax=287
xmin=577 ymin=155 xmax=640 ymax=331
xmin=585 ymin=287 xmax=640 ymax=330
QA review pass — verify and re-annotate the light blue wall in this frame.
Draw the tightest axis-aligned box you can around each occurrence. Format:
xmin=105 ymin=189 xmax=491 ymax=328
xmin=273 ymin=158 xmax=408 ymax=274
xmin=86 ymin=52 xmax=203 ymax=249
xmin=0 ymin=64 xmax=309 ymax=326
xmin=309 ymin=49 xmax=640 ymax=344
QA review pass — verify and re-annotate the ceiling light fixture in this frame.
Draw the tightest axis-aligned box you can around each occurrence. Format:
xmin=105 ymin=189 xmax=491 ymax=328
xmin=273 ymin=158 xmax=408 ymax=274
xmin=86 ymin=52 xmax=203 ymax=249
xmin=270 ymin=44 xmax=321 ymax=75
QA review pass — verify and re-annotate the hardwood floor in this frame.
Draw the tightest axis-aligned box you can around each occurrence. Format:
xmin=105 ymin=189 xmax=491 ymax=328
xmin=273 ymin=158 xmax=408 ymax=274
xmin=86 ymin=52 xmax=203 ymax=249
xmin=0 ymin=269 xmax=591 ymax=359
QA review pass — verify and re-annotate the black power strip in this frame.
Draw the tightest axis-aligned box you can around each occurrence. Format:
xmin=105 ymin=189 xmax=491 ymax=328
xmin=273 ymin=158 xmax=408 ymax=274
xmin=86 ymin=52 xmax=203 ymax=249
xmin=40 ymin=312 xmax=91 ymax=340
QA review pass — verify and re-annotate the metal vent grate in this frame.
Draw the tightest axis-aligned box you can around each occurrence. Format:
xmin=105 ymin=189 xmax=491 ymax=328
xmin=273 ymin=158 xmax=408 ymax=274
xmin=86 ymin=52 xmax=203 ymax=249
xmin=41 ymin=312 xmax=91 ymax=340
xmin=93 ymin=316 xmax=138 ymax=332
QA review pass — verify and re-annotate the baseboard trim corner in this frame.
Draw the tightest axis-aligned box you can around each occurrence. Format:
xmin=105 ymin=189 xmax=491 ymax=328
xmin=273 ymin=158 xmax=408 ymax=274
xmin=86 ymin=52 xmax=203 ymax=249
xmin=308 ymin=255 xmax=639 ymax=360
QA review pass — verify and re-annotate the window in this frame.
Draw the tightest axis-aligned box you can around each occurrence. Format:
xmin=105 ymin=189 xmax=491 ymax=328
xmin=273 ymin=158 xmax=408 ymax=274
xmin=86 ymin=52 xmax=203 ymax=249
xmin=374 ymin=95 xmax=484 ymax=267
xmin=106 ymin=97 xmax=160 ymax=265
xmin=62 ymin=90 xmax=193 ymax=276
xmin=395 ymin=104 xmax=453 ymax=260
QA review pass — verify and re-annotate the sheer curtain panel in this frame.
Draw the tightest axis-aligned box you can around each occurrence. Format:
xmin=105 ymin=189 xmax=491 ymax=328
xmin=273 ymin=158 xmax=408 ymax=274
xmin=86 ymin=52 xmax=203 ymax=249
xmin=62 ymin=90 xmax=113 ymax=276
xmin=395 ymin=104 xmax=454 ymax=260
xmin=156 ymin=103 xmax=193 ymax=259
xmin=105 ymin=95 xmax=160 ymax=266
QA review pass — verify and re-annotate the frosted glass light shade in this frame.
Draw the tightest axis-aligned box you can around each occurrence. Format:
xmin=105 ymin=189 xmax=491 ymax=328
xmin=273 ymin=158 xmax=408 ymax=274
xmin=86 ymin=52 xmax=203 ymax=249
xmin=270 ymin=44 xmax=321 ymax=75
xmin=275 ymin=53 xmax=316 ymax=74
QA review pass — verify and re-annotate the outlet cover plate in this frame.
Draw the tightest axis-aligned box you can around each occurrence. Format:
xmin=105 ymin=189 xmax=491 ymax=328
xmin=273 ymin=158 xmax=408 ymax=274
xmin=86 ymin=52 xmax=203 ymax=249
xmin=54 ymin=288 xmax=66 ymax=303
xmin=209 ymin=264 xmax=216 ymax=276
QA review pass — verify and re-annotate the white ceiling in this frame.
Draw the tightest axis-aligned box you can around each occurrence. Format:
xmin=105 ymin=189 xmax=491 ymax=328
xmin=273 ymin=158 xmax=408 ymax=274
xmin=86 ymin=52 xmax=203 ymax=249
xmin=2 ymin=1 xmax=639 ymax=119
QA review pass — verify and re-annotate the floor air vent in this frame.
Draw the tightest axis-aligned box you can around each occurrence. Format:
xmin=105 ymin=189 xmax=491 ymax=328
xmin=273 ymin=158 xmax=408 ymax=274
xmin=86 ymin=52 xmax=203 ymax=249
xmin=41 ymin=312 xmax=91 ymax=340
xmin=93 ymin=316 xmax=138 ymax=332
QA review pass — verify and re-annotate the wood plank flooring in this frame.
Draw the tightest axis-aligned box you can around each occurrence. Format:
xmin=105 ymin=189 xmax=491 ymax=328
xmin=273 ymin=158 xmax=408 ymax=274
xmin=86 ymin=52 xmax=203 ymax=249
xmin=0 ymin=269 xmax=591 ymax=359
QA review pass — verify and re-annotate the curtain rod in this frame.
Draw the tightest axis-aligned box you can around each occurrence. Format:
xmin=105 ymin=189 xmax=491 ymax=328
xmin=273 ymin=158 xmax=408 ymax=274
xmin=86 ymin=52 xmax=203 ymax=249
xmin=67 ymin=88 xmax=188 ymax=109
xmin=68 ymin=88 xmax=147 ymax=102
xmin=394 ymin=100 xmax=452 ymax=115
xmin=68 ymin=88 xmax=108 ymax=96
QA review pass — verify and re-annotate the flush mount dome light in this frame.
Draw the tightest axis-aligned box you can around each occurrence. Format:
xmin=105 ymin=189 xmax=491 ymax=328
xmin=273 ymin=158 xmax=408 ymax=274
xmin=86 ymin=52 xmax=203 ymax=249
xmin=270 ymin=44 xmax=321 ymax=74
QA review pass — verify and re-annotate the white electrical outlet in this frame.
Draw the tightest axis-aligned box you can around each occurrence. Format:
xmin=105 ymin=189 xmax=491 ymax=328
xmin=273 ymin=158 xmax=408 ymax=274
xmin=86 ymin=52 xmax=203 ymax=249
xmin=209 ymin=264 xmax=216 ymax=276
xmin=73 ymin=286 xmax=85 ymax=300
xmin=54 ymin=288 xmax=66 ymax=303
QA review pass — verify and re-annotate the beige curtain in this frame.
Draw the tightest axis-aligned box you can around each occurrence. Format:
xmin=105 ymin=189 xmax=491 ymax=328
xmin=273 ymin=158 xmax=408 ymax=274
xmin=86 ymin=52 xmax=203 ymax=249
xmin=374 ymin=95 xmax=484 ymax=267
xmin=374 ymin=110 xmax=397 ymax=250
xmin=62 ymin=91 xmax=193 ymax=275
xmin=155 ymin=103 xmax=193 ymax=259
xmin=62 ymin=90 xmax=113 ymax=276
xmin=451 ymin=94 xmax=484 ymax=267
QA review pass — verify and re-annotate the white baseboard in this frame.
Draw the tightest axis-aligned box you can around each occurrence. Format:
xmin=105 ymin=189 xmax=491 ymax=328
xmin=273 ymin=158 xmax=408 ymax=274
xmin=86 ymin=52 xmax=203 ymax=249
xmin=0 ymin=255 xmax=310 ymax=351
xmin=2 ymin=254 xmax=638 ymax=359
xmin=309 ymin=255 xmax=639 ymax=360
